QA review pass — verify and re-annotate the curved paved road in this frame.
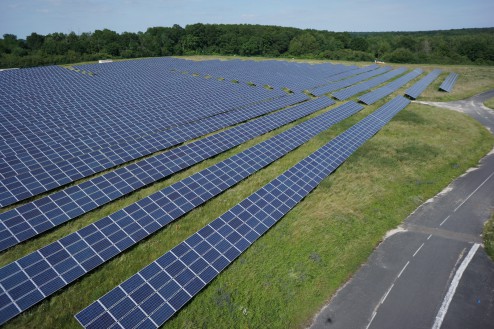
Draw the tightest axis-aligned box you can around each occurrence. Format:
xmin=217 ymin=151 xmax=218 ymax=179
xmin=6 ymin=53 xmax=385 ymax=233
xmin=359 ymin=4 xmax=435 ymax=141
xmin=310 ymin=90 xmax=494 ymax=329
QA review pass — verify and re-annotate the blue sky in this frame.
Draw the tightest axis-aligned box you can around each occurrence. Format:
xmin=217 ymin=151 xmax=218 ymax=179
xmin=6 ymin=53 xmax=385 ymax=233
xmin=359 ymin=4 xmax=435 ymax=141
xmin=1 ymin=0 xmax=493 ymax=39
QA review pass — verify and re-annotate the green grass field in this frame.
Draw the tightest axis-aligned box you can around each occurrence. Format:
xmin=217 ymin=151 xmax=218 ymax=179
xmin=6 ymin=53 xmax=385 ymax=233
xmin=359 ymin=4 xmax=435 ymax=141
xmin=2 ymin=57 xmax=494 ymax=328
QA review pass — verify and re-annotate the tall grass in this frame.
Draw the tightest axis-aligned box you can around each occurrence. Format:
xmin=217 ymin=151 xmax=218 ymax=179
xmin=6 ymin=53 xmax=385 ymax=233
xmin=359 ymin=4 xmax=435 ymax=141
xmin=484 ymin=214 xmax=494 ymax=261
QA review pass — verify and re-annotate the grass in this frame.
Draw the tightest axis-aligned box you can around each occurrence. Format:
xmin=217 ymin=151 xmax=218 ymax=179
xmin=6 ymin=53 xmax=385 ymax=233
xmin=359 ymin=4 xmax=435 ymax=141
xmin=2 ymin=57 xmax=494 ymax=328
xmin=417 ymin=65 xmax=494 ymax=101
xmin=484 ymin=214 xmax=494 ymax=262
xmin=485 ymin=97 xmax=494 ymax=110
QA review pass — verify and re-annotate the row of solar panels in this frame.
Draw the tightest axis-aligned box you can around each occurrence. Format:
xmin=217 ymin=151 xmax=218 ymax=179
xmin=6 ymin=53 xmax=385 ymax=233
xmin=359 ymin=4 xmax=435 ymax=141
xmin=333 ymin=67 xmax=408 ymax=101
xmin=74 ymin=58 xmax=360 ymax=93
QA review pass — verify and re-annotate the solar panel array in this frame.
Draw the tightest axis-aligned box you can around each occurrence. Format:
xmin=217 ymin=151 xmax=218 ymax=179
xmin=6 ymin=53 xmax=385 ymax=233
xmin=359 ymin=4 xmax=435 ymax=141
xmin=75 ymin=96 xmax=411 ymax=329
xmin=310 ymin=65 xmax=388 ymax=97
xmin=332 ymin=67 xmax=408 ymax=101
xmin=1 ymin=60 xmax=306 ymax=206
xmin=0 ymin=96 xmax=329 ymax=251
xmin=0 ymin=92 xmax=309 ymax=208
xmin=404 ymin=69 xmax=442 ymax=99
xmin=0 ymin=100 xmax=366 ymax=325
xmin=0 ymin=65 xmax=281 ymax=156
xmin=1 ymin=57 xmax=442 ymax=327
xmin=358 ymin=68 xmax=423 ymax=105
xmin=439 ymin=72 xmax=459 ymax=92
xmin=76 ymin=58 xmax=358 ymax=93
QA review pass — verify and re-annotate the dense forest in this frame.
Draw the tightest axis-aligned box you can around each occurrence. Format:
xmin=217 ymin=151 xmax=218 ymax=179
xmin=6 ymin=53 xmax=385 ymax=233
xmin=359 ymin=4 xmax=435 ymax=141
xmin=1 ymin=24 xmax=493 ymax=68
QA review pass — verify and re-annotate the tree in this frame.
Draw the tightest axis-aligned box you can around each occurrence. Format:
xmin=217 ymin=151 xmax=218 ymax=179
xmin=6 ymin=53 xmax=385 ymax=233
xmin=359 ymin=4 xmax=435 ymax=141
xmin=26 ymin=33 xmax=45 ymax=50
xmin=385 ymin=47 xmax=417 ymax=63
xmin=369 ymin=39 xmax=391 ymax=59
xmin=1 ymin=25 xmax=494 ymax=68
xmin=240 ymin=36 xmax=264 ymax=56
xmin=181 ymin=34 xmax=199 ymax=54
xmin=350 ymin=37 xmax=368 ymax=52
xmin=288 ymin=32 xmax=319 ymax=56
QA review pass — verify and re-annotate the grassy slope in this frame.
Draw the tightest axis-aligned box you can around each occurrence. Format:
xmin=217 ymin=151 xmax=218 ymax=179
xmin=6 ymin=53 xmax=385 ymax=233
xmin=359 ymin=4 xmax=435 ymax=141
xmin=485 ymin=214 xmax=494 ymax=262
xmin=2 ymin=58 xmax=494 ymax=329
xmin=485 ymin=97 xmax=494 ymax=110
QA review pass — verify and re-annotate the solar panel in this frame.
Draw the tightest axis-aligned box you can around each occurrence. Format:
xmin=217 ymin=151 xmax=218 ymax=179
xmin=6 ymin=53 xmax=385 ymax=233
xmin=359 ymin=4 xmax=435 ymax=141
xmin=309 ymin=64 xmax=385 ymax=97
xmin=358 ymin=68 xmax=423 ymax=105
xmin=0 ymin=97 xmax=334 ymax=251
xmin=0 ymin=100 xmax=364 ymax=325
xmin=0 ymin=93 xmax=308 ymax=207
xmin=75 ymin=96 xmax=410 ymax=329
xmin=404 ymin=69 xmax=442 ymax=99
xmin=438 ymin=72 xmax=458 ymax=92
xmin=332 ymin=67 xmax=408 ymax=101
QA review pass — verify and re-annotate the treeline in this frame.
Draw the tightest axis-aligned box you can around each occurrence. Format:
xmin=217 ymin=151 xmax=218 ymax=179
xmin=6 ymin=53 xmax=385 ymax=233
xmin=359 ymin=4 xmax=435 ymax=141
xmin=1 ymin=24 xmax=493 ymax=68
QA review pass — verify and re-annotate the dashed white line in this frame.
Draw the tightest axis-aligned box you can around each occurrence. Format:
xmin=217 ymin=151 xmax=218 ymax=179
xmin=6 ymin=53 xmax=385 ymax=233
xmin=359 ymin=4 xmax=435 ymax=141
xmin=439 ymin=215 xmax=450 ymax=227
xmin=397 ymin=261 xmax=410 ymax=278
xmin=365 ymin=311 xmax=377 ymax=329
xmin=381 ymin=283 xmax=395 ymax=304
xmin=431 ymin=243 xmax=480 ymax=329
xmin=427 ymin=234 xmax=432 ymax=240
xmin=413 ymin=243 xmax=425 ymax=257
xmin=454 ymin=171 xmax=494 ymax=212
xmin=364 ymin=241 xmax=424 ymax=329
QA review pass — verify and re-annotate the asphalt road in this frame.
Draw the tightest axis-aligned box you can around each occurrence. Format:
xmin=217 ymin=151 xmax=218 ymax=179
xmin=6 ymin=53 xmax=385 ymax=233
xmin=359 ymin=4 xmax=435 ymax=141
xmin=309 ymin=90 xmax=494 ymax=329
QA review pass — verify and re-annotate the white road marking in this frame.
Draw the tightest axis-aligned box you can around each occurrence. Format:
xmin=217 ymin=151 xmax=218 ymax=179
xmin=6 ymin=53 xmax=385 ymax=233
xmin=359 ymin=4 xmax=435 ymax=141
xmin=365 ymin=258 xmax=412 ymax=329
xmin=454 ymin=171 xmax=494 ymax=212
xmin=413 ymin=243 xmax=425 ymax=257
xmin=439 ymin=215 xmax=450 ymax=226
xmin=381 ymin=283 xmax=395 ymax=304
xmin=427 ymin=234 xmax=432 ymax=240
xmin=397 ymin=261 xmax=410 ymax=278
xmin=431 ymin=243 xmax=480 ymax=329
xmin=365 ymin=311 xmax=377 ymax=329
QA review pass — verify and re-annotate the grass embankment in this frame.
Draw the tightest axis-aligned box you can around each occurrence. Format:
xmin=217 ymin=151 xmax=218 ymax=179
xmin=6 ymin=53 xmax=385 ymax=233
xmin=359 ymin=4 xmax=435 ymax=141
xmin=1 ymin=59 xmax=494 ymax=329
xmin=484 ymin=214 xmax=494 ymax=261
xmin=485 ymin=97 xmax=494 ymax=110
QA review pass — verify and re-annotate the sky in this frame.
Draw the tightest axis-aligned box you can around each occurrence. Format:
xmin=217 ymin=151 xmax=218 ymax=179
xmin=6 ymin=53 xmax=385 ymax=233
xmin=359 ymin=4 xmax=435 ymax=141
xmin=0 ymin=0 xmax=493 ymax=39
